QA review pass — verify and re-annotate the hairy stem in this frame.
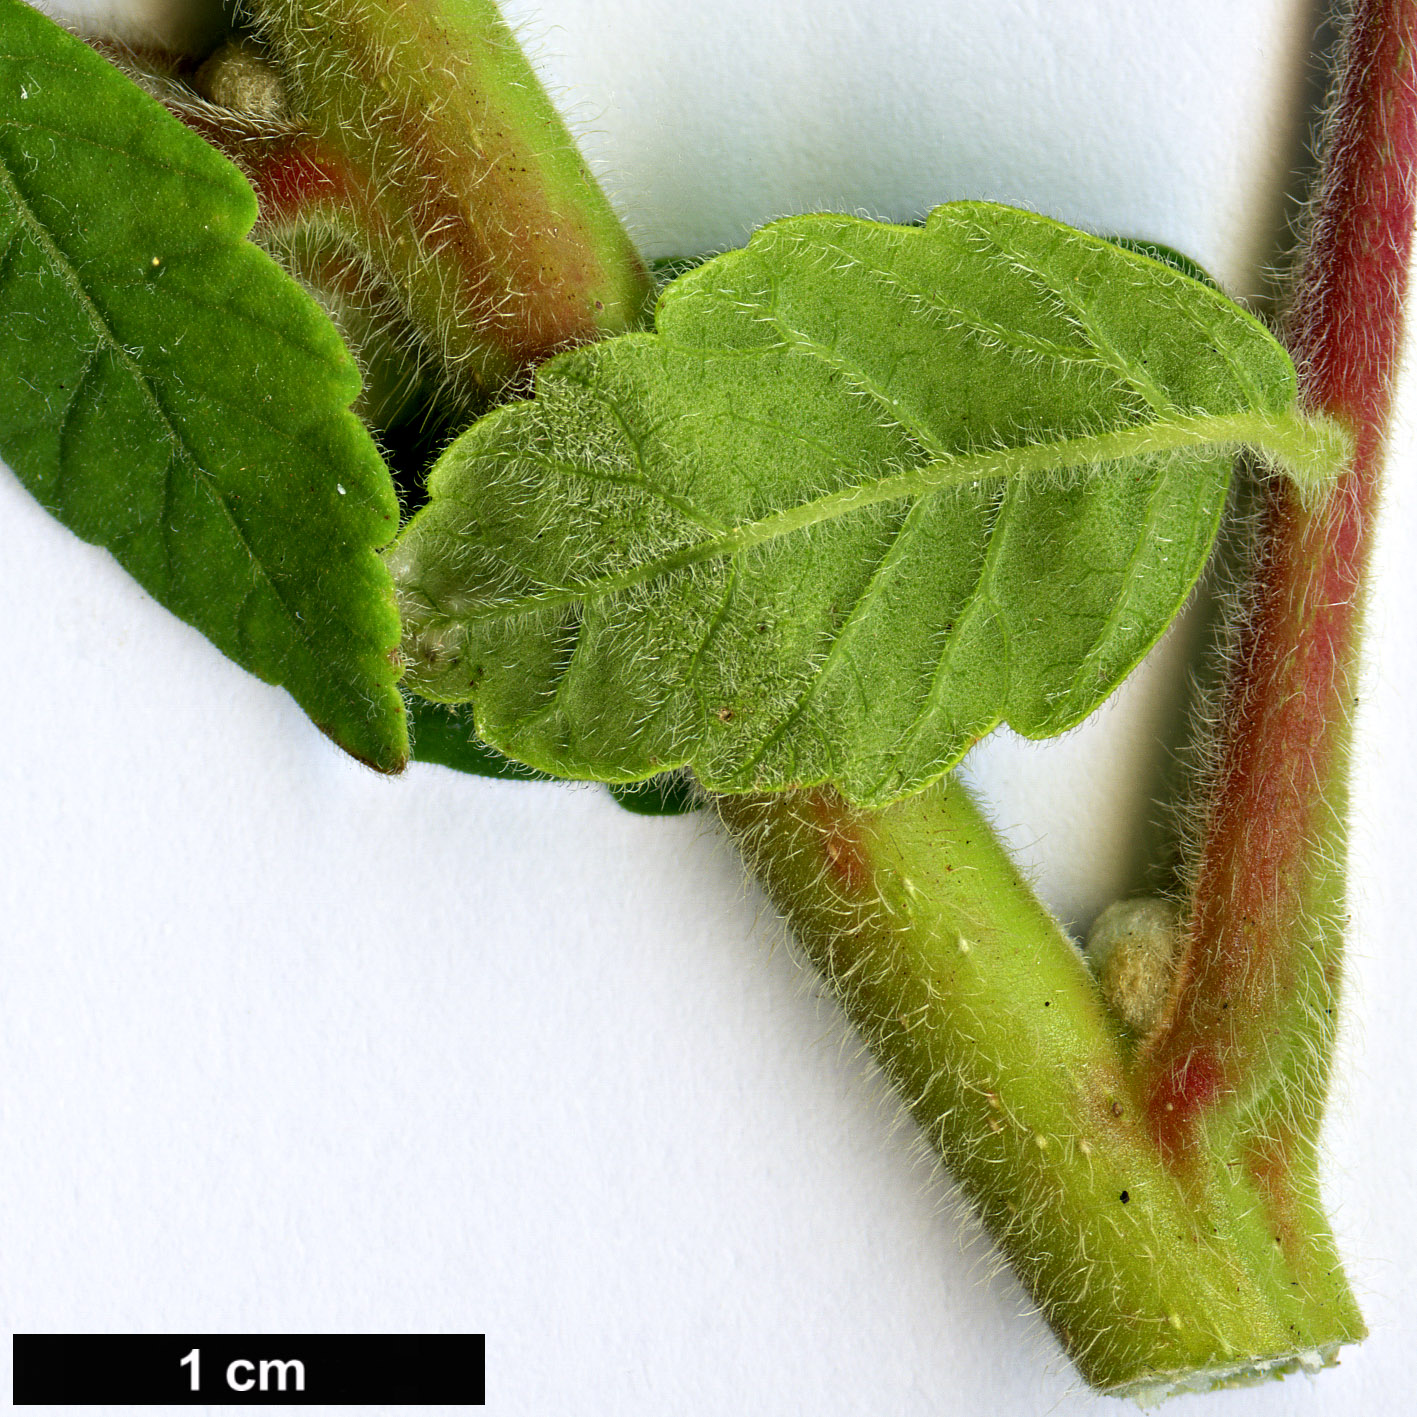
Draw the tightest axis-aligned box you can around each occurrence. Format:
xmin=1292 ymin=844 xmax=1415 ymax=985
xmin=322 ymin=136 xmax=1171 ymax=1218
xmin=718 ymin=0 xmax=1415 ymax=1388
xmin=715 ymin=785 xmax=1363 ymax=1395
xmin=240 ymin=0 xmax=654 ymax=409
xmin=1138 ymin=0 xmax=1417 ymax=1169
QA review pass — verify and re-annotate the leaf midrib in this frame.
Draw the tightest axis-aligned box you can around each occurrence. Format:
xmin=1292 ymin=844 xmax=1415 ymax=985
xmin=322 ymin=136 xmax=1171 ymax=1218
xmin=426 ymin=408 xmax=1308 ymax=629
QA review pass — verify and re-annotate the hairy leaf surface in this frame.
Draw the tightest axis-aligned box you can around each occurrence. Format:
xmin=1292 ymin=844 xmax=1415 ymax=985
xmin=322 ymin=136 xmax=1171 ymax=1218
xmin=392 ymin=202 xmax=1344 ymax=805
xmin=0 ymin=1 xmax=406 ymax=770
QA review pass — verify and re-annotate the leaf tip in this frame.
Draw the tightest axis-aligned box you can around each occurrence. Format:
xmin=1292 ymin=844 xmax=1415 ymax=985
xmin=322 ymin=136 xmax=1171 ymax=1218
xmin=315 ymin=692 xmax=410 ymax=776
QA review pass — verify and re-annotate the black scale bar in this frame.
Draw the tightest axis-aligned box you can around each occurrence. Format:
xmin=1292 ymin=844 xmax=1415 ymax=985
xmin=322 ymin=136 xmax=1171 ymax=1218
xmin=11 ymin=1334 xmax=485 ymax=1406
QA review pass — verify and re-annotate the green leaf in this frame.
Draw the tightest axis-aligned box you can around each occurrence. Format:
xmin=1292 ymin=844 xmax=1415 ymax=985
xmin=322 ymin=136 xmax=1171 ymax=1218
xmin=604 ymin=776 xmax=700 ymax=816
xmin=0 ymin=1 xmax=406 ymax=771
xmin=1106 ymin=236 xmax=1221 ymax=290
xmin=409 ymin=697 xmax=698 ymax=813
xmin=390 ymin=202 xmax=1348 ymax=807
xmin=408 ymin=697 xmax=548 ymax=781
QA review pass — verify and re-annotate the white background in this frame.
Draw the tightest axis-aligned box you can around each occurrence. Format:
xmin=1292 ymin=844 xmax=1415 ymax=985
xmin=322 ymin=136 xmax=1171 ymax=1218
xmin=3 ymin=0 xmax=1415 ymax=1412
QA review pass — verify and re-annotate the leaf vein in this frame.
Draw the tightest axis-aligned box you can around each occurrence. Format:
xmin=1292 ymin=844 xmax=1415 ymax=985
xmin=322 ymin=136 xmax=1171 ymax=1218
xmin=962 ymin=212 xmax=1174 ymax=415
xmin=0 ymin=150 xmax=336 ymax=683
xmin=733 ymin=500 xmax=919 ymax=786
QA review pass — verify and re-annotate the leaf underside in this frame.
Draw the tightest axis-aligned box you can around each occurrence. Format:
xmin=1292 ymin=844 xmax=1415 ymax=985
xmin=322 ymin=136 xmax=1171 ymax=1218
xmin=0 ymin=1 xmax=406 ymax=771
xmin=393 ymin=203 xmax=1303 ymax=808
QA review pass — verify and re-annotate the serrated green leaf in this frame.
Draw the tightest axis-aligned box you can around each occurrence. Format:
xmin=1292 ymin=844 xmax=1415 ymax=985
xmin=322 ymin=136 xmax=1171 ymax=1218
xmin=390 ymin=201 xmax=1348 ymax=807
xmin=0 ymin=1 xmax=406 ymax=771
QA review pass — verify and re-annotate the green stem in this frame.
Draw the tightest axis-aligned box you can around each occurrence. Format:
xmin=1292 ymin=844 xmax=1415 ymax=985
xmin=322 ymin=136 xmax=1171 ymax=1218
xmin=244 ymin=0 xmax=654 ymax=407
xmin=716 ymin=783 xmax=1362 ymax=1395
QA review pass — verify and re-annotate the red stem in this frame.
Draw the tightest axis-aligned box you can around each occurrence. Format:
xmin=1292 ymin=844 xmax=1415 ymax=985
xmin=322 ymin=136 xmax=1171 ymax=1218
xmin=1141 ymin=0 xmax=1417 ymax=1157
